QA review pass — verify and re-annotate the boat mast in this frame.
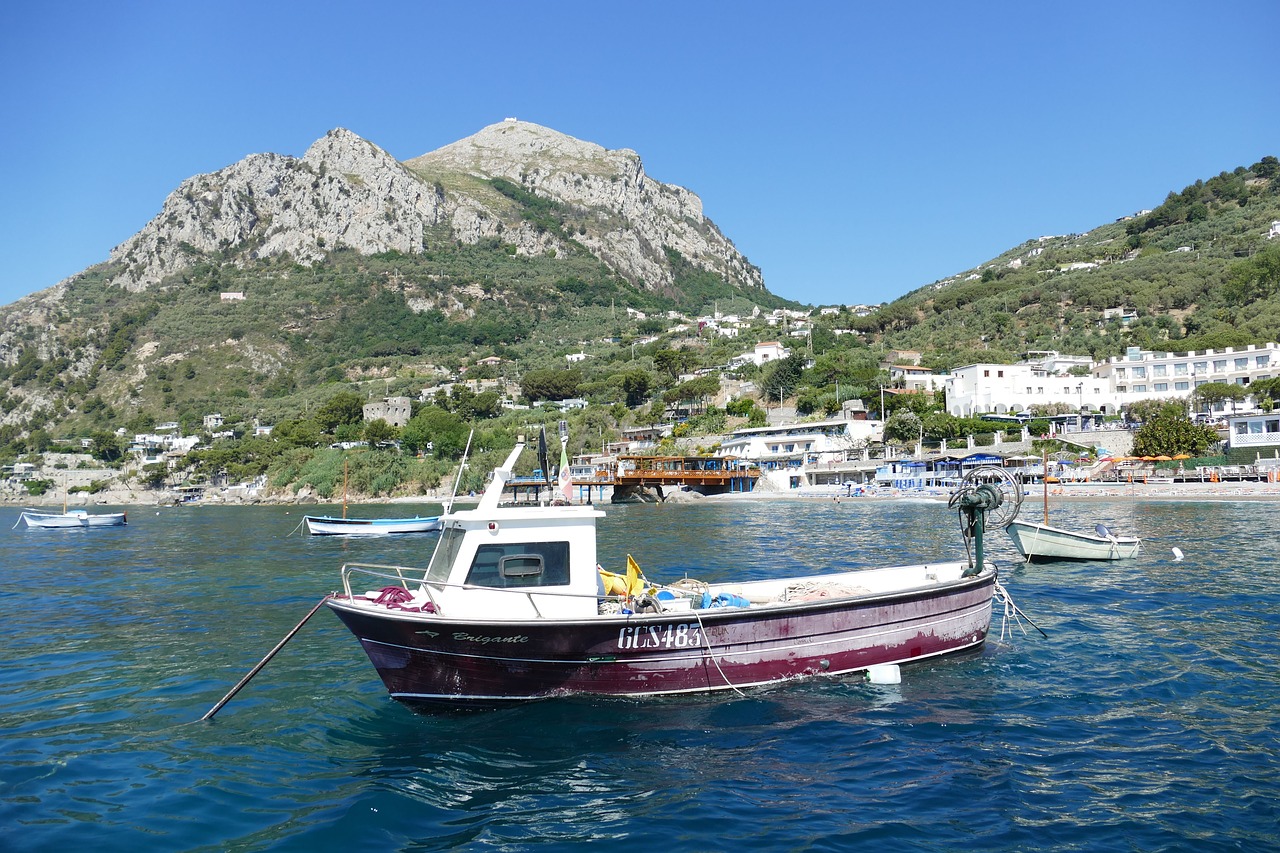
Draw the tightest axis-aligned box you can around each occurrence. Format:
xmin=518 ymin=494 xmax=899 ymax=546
xmin=1042 ymin=448 xmax=1049 ymax=524
xmin=342 ymin=459 xmax=349 ymax=519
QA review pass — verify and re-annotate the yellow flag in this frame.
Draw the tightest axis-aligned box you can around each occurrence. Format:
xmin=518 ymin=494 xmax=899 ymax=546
xmin=625 ymin=554 xmax=646 ymax=596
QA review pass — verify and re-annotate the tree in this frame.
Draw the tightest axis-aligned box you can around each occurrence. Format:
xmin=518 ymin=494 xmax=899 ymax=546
xmin=314 ymin=390 xmax=365 ymax=432
xmin=400 ymin=406 xmax=468 ymax=458
xmin=619 ymin=368 xmax=653 ymax=408
xmin=653 ymin=349 xmax=690 ymax=380
xmin=1132 ymin=409 xmax=1219 ymax=457
xmin=520 ymin=368 xmax=583 ymax=402
xmin=1192 ymin=382 xmax=1246 ymax=418
xmin=363 ymin=418 xmax=400 ymax=447
xmin=883 ymin=411 xmax=923 ymax=445
xmin=272 ymin=418 xmax=324 ymax=449
xmin=762 ymin=352 xmax=806 ymax=402
xmin=89 ymin=430 xmax=125 ymax=463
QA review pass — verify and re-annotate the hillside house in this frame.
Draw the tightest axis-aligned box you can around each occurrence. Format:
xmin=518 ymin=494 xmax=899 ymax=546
xmin=732 ymin=341 xmax=789 ymax=367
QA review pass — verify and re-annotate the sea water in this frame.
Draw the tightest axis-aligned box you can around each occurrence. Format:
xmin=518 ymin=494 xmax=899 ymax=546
xmin=1 ymin=498 xmax=1277 ymax=851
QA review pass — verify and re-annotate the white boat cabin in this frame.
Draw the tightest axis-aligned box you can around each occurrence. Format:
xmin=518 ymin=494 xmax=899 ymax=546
xmin=408 ymin=442 xmax=606 ymax=619
xmin=421 ymin=504 xmax=605 ymax=619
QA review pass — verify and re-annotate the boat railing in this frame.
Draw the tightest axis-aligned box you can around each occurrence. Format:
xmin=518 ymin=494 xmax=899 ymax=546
xmin=338 ymin=561 xmax=604 ymax=617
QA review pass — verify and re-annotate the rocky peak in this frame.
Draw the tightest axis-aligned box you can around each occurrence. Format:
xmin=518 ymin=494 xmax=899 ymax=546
xmin=98 ymin=121 xmax=761 ymax=296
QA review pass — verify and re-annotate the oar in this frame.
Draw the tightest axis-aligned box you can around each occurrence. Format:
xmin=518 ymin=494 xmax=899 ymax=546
xmin=199 ymin=595 xmax=331 ymax=721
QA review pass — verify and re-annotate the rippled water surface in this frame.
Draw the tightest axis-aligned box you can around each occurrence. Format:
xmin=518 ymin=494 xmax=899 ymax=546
xmin=2 ymin=498 xmax=1278 ymax=851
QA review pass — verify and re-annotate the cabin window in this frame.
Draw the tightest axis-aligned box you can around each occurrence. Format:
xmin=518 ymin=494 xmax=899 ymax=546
xmin=465 ymin=541 xmax=571 ymax=588
xmin=425 ymin=527 xmax=466 ymax=583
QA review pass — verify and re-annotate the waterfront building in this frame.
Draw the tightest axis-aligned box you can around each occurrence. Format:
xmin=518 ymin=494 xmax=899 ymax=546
xmin=716 ymin=417 xmax=884 ymax=468
xmin=1226 ymin=412 xmax=1280 ymax=454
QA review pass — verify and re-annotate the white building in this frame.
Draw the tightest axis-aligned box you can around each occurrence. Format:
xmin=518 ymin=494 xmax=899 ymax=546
xmin=946 ymin=343 xmax=1280 ymax=419
xmin=732 ymin=341 xmax=790 ymax=367
xmin=717 ymin=417 xmax=883 ymax=467
xmin=1095 ymin=343 xmax=1278 ymax=414
xmin=129 ymin=433 xmax=201 ymax=466
xmin=946 ymin=353 xmax=1107 ymax=417
xmin=889 ymin=364 xmax=949 ymax=394
xmin=1226 ymin=412 xmax=1280 ymax=454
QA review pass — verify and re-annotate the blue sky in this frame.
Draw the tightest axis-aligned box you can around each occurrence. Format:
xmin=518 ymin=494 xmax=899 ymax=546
xmin=2 ymin=1 xmax=1277 ymax=310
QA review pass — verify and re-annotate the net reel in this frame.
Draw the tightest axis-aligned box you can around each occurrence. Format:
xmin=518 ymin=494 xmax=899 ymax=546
xmin=948 ymin=466 xmax=1024 ymax=575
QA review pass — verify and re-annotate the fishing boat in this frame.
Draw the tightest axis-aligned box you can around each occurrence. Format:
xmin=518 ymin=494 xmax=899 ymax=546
xmin=1005 ymin=450 xmax=1141 ymax=561
xmin=1006 ymin=520 xmax=1141 ymax=561
xmin=303 ymin=514 xmax=442 ymax=536
xmin=324 ymin=442 xmax=1023 ymax=708
xmin=19 ymin=508 xmax=127 ymax=528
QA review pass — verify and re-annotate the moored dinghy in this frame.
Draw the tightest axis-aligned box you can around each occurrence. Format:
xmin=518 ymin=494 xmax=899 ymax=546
xmin=1006 ymin=520 xmax=1142 ymax=561
xmin=325 ymin=442 xmax=1024 ymax=708
xmin=1005 ymin=450 xmax=1142 ymax=561
xmin=19 ymin=509 xmax=127 ymax=528
xmin=303 ymin=515 xmax=442 ymax=536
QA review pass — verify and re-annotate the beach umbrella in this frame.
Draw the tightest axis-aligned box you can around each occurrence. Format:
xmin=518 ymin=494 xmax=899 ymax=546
xmin=1154 ymin=455 xmax=1172 ymax=461
xmin=1172 ymin=453 xmax=1192 ymax=460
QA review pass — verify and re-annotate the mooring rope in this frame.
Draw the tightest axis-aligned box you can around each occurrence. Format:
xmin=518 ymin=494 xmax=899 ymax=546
xmin=691 ymin=608 xmax=749 ymax=697
xmin=994 ymin=579 xmax=1047 ymax=640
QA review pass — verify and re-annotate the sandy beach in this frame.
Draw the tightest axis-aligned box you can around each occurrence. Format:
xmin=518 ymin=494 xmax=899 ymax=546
xmin=8 ymin=474 xmax=1280 ymax=509
xmin=708 ymin=479 xmax=1280 ymax=503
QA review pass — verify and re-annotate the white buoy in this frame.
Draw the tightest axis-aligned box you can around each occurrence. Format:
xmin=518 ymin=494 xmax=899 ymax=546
xmin=866 ymin=664 xmax=901 ymax=685
xmin=1172 ymin=547 xmax=1184 ymax=562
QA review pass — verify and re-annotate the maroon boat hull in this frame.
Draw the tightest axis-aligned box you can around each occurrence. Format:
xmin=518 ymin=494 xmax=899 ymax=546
xmin=327 ymin=572 xmax=995 ymax=706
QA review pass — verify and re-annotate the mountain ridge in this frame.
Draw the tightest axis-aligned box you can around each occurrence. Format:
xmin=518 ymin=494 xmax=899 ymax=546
xmin=99 ymin=121 xmax=763 ymax=300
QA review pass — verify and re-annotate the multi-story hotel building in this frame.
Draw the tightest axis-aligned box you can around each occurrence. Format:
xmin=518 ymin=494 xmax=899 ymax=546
xmin=945 ymin=344 xmax=1279 ymax=418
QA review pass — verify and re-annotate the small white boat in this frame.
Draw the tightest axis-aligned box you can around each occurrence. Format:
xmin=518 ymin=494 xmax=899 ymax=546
xmin=304 ymin=515 xmax=442 ymax=536
xmin=1006 ymin=450 xmax=1142 ymax=561
xmin=1007 ymin=520 xmax=1141 ymax=561
xmin=19 ymin=509 xmax=128 ymax=529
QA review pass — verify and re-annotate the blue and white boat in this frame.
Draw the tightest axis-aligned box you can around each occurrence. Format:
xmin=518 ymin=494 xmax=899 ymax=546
xmin=303 ymin=514 xmax=442 ymax=536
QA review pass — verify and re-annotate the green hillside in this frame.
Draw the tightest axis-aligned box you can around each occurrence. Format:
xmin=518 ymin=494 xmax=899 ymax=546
xmin=1 ymin=152 xmax=1278 ymax=498
xmin=857 ymin=156 xmax=1280 ymax=370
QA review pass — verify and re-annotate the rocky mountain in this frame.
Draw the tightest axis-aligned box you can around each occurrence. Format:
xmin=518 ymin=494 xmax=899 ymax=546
xmin=105 ymin=120 xmax=764 ymax=298
xmin=0 ymin=121 xmax=779 ymax=440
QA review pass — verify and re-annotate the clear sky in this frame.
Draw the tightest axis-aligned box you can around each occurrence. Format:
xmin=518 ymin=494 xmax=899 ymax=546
xmin=2 ymin=1 xmax=1277 ymax=310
